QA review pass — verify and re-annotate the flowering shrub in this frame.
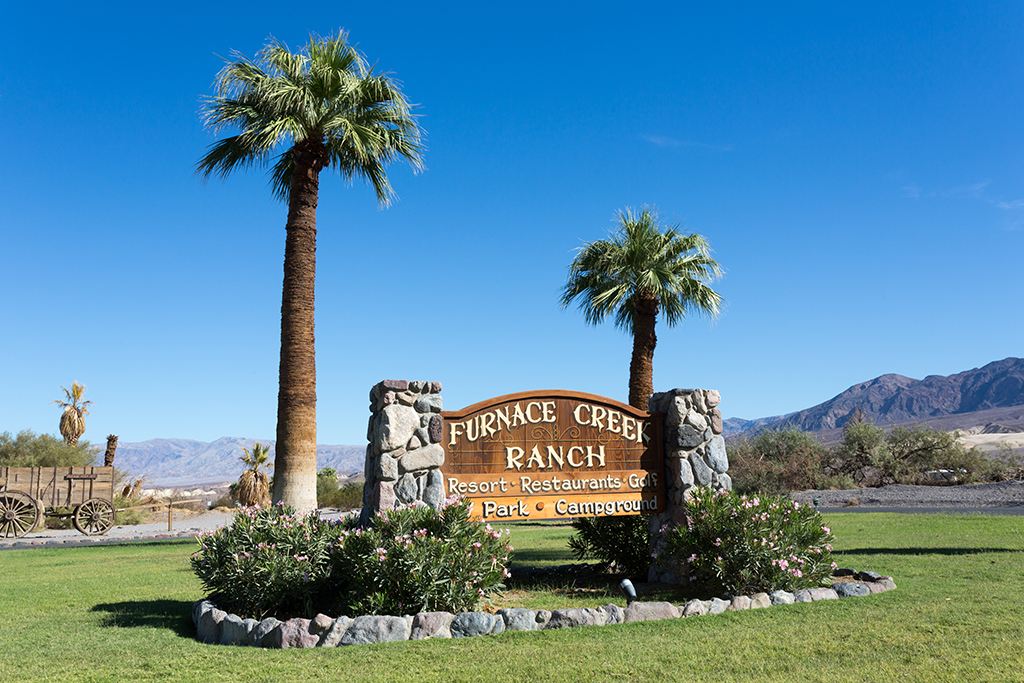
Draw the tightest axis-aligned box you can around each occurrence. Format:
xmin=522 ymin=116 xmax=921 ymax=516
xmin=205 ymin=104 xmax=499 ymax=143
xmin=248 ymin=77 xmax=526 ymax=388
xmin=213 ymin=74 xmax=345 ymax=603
xmin=190 ymin=504 xmax=343 ymax=619
xmin=190 ymin=496 xmax=512 ymax=620
xmin=330 ymin=495 xmax=512 ymax=616
xmin=662 ymin=487 xmax=836 ymax=594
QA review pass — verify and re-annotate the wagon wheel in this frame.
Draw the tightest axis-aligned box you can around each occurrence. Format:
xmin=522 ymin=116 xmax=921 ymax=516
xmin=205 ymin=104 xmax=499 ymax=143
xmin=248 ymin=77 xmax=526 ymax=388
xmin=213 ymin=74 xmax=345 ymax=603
xmin=0 ymin=491 xmax=43 ymax=539
xmin=73 ymin=498 xmax=116 ymax=536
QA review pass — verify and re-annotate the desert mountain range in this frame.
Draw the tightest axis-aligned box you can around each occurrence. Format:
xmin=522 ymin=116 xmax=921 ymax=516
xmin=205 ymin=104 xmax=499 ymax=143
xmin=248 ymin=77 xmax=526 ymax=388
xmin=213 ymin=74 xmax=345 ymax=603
xmin=725 ymin=357 xmax=1024 ymax=446
xmin=116 ymin=358 xmax=1024 ymax=485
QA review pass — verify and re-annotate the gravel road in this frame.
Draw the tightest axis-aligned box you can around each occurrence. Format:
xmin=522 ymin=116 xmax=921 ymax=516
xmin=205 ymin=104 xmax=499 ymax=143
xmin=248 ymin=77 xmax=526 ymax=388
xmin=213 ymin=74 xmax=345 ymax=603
xmin=790 ymin=480 xmax=1024 ymax=509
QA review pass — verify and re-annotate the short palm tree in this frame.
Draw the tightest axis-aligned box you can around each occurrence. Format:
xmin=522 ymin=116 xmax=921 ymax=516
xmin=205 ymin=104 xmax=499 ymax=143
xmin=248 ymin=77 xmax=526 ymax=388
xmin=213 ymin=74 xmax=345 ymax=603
xmin=237 ymin=442 xmax=273 ymax=507
xmin=561 ymin=207 xmax=724 ymax=410
xmin=53 ymin=381 xmax=93 ymax=446
xmin=197 ymin=32 xmax=423 ymax=514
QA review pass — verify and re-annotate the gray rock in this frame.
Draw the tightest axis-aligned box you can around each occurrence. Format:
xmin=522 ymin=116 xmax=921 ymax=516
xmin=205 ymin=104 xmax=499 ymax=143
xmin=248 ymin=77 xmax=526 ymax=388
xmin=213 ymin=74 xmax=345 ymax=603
xmin=750 ymin=593 xmax=771 ymax=609
xmin=220 ymin=614 xmax=256 ymax=646
xmin=672 ymin=424 xmax=704 ymax=449
xmin=196 ymin=605 xmax=226 ymax=644
xmin=375 ymin=453 xmax=398 ymax=481
xmin=373 ymin=480 xmax=396 ymax=511
xmin=808 ymin=588 xmax=839 ymax=601
xmin=192 ymin=599 xmax=214 ymax=626
xmin=318 ymin=616 xmax=352 ymax=647
xmin=423 ymin=468 xmax=445 ymax=509
xmin=705 ymin=436 xmax=729 ymax=473
xmin=622 ymin=601 xmax=680 ymax=623
xmin=490 ymin=616 xmax=505 ymax=635
xmin=709 ymin=598 xmax=729 ymax=614
xmin=265 ymin=618 xmax=319 ymax=649
xmin=729 ymin=595 xmax=751 ymax=611
xmin=378 ymin=404 xmax=420 ymax=451
xmin=414 ymin=427 xmax=430 ymax=446
xmin=252 ymin=618 xmax=280 ymax=648
xmin=855 ymin=570 xmax=883 ymax=582
xmin=534 ymin=610 xmax=551 ymax=629
xmin=410 ymin=611 xmax=454 ymax=640
xmin=689 ymin=451 xmax=714 ymax=486
xmin=340 ymin=615 xmax=411 ymax=646
xmin=396 ymin=391 xmax=416 ymax=406
xmin=710 ymin=408 xmax=723 ymax=434
xmin=876 ymin=577 xmax=897 ymax=592
xmin=834 ymin=582 xmax=870 ymax=598
xmin=685 ymin=410 xmax=708 ymax=432
xmin=399 ymin=443 xmax=445 ymax=473
xmin=409 ymin=380 xmax=425 ymax=393
xmin=395 ymin=473 xmax=418 ymax=504
xmin=309 ymin=614 xmax=334 ymax=637
xmin=545 ymin=608 xmax=607 ymax=629
xmin=682 ymin=599 xmax=708 ymax=617
xmin=498 ymin=608 xmax=538 ymax=632
xmin=833 ymin=567 xmax=856 ymax=576
xmin=406 ymin=434 xmax=423 ymax=450
xmin=672 ymin=457 xmax=694 ymax=487
xmin=692 ymin=391 xmax=707 ymax=413
xmin=665 ymin=395 xmax=690 ymax=427
xmin=792 ymin=589 xmax=813 ymax=603
xmin=603 ymin=604 xmax=624 ymax=625
xmin=415 ymin=395 xmax=444 ymax=413
xmin=450 ymin=612 xmax=496 ymax=638
xmin=717 ymin=473 xmax=733 ymax=491
xmin=769 ymin=590 xmax=795 ymax=605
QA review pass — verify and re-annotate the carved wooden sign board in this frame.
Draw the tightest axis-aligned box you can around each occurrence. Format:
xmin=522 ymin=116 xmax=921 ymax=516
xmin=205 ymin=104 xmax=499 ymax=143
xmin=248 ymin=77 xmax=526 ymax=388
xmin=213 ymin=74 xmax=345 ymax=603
xmin=440 ymin=391 xmax=664 ymax=522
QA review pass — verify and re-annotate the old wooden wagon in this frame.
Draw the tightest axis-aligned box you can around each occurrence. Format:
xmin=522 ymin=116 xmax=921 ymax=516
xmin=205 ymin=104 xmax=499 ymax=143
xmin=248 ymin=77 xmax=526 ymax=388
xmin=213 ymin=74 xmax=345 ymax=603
xmin=0 ymin=466 xmax=116 ymax=538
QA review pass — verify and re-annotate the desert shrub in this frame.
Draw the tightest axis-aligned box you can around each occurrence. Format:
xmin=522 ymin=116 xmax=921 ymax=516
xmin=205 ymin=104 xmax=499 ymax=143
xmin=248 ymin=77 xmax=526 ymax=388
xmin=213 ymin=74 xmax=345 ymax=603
xmin=191 ymin=504 xmax=342 ymax=619
xmin=319 ymin=482 xmax=363 ymax=510
xmin=829 ymin=419 xmax=991 ymax=486
xmin=567 ymin=515 xmax=651 ymax=579
xmin=190 ymin=496 xmax=512 ymax=619
xmin=728 ymin=427 xmax=842 ymax=494
xmin=0 ymin=430 xmax=98 ymax=467
xmin=330 ymin=496 xmax=512 ymax=616
xmin=662 ymin=487 xmax=836 ymax=595
xmin=316 ymin=467 xmax=339 ymax=505
xmin=112 ymin=495 xmax=150 ymax=525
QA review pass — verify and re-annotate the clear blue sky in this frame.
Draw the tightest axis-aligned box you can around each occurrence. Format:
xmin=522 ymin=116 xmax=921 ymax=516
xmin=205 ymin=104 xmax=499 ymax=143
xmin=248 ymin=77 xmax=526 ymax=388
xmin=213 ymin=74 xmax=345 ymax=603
xmin=2 ymin=1 xmax=1021 ymax=446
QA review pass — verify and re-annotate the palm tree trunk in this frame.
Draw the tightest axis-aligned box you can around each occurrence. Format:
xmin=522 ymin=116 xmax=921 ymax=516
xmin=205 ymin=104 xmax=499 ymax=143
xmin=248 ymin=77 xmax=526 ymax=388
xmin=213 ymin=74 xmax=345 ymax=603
xmin=628 ymin=294 xmax=659 ymax=410
xmin=272 ymin=141 xmax=324 ymax=514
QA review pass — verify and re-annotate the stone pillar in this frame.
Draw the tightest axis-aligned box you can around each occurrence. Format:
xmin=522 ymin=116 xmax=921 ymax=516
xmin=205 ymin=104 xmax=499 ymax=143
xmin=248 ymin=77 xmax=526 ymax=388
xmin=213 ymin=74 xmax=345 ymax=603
xmin=361 ymin=380 xmax=446 ymax=525
xmin=646 ymin=388 xmax=730 ymax=583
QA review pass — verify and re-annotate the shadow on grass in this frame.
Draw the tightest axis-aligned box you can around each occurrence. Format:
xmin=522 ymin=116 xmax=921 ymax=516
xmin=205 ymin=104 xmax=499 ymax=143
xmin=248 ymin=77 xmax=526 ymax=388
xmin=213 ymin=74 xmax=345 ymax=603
xmin=511 ymin=547 xmax=579 ymax=567
xmin=835 ymin=547 xmax=1023 ymax=557
xmin=91 ymin=599 xmax=194 ymax=637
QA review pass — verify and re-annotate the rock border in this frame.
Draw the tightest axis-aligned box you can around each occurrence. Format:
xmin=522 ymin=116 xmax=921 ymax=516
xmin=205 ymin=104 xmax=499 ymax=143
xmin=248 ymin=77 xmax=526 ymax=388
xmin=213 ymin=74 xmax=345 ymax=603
xmin=192 ymin=569 xmax=896 ymax=648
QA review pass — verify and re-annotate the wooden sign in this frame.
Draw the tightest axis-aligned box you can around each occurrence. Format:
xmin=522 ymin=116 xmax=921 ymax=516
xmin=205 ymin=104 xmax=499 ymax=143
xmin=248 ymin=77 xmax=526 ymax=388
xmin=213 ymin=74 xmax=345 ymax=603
xmin=440 ymin=390 xmax=664 ymax=521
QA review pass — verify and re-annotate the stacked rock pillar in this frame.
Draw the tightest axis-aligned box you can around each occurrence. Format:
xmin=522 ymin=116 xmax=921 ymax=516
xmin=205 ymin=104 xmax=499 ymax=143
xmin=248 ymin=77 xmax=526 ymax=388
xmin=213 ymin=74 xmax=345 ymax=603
xmin=646 ymin=388 xmax=731 ymax=583
xmin=361 ymin=380 xmax=446 ymax=525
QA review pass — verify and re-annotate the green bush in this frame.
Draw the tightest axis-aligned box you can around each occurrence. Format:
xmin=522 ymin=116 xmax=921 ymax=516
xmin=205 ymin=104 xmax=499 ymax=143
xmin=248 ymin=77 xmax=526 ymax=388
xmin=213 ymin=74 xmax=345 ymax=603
xmin=829 ymin=419 xmax=991 ymax=486
xmin=319 ymin=482 xmax=364 ymax=510
xmin=662 ymin=487 xmax=836 ymax=595
xmin=331 ymin=496 xmax=512 ymax=616
xmin=190 ymin=496 xmax=512 ymax=620
xmin=191 ymin=504 xmax=340 ymax=619
xmin=0 ymin=430 xmax=98 ymax=467
xmin=728 ymin=427 xmax=850 ymax=495
xmin=567 ymin=515 xmax=651 ymax=579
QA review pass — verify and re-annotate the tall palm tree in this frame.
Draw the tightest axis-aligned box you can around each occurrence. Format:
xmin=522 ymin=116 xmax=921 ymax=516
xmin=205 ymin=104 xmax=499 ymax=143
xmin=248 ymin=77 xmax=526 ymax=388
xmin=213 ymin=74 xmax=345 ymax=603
xmin=197 ymin=32 xmax=424 ymax=514
xmin=561 ymin=207 xmax=724 ymax=410
xmin=53 ymin=381 xmax=93 ymax=446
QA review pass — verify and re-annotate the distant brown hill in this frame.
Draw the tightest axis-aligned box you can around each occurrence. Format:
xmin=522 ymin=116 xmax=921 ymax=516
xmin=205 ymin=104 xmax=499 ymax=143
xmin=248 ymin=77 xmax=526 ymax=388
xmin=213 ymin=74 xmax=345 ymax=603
xmin=731 ymin=357 xmax=1024 ymax=440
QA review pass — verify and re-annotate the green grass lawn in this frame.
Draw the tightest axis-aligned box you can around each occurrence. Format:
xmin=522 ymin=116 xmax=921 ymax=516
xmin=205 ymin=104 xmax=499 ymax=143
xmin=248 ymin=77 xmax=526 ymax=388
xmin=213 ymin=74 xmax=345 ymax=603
xmin=1 ymin=513 xmax=1022 ymax=682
